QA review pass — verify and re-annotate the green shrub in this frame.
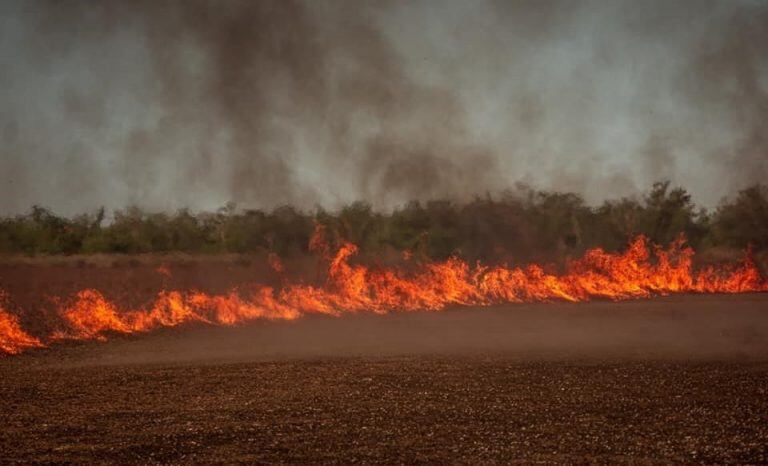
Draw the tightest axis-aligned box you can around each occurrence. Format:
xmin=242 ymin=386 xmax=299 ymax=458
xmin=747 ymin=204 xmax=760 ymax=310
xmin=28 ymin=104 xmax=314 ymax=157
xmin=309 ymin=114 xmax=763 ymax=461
xmin=0 ymin=182 xmax=764 ymax=259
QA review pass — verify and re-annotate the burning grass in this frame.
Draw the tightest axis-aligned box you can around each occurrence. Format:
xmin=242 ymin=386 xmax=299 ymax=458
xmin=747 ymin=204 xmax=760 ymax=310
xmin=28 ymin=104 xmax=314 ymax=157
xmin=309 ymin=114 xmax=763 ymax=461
xmin=0 ymin=293 xmax=43 ymax=355
xmin=1 ymin=228 xmax=766 ymax=356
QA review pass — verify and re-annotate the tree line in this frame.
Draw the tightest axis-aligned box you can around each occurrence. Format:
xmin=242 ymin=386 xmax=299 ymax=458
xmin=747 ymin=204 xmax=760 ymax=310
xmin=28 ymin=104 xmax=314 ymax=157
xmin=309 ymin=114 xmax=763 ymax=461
xmin=1 ymin=182 xmax=766 ymax=262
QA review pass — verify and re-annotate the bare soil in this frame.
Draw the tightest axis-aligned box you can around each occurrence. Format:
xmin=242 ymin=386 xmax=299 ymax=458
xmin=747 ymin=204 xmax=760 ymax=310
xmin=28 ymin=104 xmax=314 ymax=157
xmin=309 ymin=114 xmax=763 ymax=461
xmin=1 ymin=294 xmax=768 ymax=464
xmin=2 ymin=259 xmax=768 ymax=463
xmin=0 ymin=254 xmax=309 ymax=336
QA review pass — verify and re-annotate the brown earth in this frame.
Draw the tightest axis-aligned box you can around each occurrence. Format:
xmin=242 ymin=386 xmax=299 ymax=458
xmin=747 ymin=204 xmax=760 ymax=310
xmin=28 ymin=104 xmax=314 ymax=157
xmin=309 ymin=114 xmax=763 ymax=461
xmin=1 ymin=259 xmax=768 ymax=463
xmin=0 ymin=254 xmax=288 ymax=312
xmin=0 ymin=254 xmax=312 ymax=336
xmin=1 ymin=294 xmax=767 ymax=463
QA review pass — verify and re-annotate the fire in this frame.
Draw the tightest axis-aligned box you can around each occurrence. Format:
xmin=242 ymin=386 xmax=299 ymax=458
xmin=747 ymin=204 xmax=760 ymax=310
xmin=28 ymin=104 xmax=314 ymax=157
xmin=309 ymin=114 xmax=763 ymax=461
xmin=1 ymin=233 xmax=766 ymax=356
xmin=0 ymin=293 xmax=42 ymax=355
xmin=267 ymin=252 xmax=285 ymax=274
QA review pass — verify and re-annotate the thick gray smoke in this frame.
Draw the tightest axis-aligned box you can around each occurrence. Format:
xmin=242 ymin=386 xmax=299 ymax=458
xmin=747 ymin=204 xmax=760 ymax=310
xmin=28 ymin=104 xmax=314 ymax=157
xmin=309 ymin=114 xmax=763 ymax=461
xmin=0 ymin=0 xmax=766 ymax=215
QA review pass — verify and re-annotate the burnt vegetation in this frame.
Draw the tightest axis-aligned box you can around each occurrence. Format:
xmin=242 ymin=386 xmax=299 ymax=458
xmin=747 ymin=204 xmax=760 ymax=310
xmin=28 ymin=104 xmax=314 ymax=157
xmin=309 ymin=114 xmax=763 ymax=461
xmin=0 ymin=182 xmax=766 ymax=263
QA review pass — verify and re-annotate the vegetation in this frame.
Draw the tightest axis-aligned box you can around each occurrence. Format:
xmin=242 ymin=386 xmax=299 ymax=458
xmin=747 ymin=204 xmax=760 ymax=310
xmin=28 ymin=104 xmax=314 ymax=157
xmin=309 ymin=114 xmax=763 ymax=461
xmin=0 ymin=182 xmax=765 ymax=262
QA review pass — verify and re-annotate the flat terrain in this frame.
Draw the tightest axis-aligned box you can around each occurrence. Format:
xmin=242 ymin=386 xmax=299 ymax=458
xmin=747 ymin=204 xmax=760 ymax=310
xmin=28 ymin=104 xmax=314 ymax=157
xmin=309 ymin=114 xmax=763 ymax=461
xmin=2 ymin=295 xmax=768 ymax=463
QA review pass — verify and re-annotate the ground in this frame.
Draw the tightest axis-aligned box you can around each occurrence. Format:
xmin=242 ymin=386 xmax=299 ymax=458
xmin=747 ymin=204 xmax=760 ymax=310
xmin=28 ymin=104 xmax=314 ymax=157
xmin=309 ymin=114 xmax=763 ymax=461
xmin=2 ymin=294 xmax=768 ymax=463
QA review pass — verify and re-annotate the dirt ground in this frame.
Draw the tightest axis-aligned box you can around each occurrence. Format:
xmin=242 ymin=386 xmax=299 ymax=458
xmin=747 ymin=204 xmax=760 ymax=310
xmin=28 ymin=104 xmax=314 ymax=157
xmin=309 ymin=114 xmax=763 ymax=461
xmin=0 ymin=255 xmax=285 ymax=317
xmin=2 ymin=294 xmax=768 ymax=463
xmin=0 ymin=254 xmax=308 ymax=336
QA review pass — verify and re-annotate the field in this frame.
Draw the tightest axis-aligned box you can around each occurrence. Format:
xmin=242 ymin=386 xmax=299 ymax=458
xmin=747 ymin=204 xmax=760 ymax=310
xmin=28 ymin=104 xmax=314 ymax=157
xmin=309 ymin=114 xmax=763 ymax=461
xmin=1 ymin=259 xmax=768 ymax=463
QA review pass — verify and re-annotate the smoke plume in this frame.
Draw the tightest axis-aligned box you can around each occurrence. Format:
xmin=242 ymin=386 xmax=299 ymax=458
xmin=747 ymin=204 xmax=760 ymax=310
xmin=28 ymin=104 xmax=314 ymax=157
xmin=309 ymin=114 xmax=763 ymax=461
xmin=0 ymin=0 xmax=766 ymax=214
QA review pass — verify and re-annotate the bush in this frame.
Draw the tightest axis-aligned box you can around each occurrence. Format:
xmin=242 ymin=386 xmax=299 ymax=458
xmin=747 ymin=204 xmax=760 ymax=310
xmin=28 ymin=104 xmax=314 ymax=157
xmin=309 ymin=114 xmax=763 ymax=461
xmin=710 ymin=185 xmax=768 ymax=250
xmin=0 ymin=182 xmax=764 ymax=259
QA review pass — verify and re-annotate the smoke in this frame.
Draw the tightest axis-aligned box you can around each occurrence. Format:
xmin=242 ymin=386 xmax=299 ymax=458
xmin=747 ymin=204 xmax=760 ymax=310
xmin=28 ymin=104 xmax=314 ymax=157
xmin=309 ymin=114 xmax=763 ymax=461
xmin=0 ymin=0 xmax=766 ymax=215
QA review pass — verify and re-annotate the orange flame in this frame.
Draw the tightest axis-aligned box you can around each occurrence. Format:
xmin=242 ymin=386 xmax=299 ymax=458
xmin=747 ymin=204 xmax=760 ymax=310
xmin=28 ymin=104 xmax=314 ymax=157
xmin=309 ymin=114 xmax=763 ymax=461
xmin=1 ymin=234 xmax=766 ymax=355
xmin=155 ymin=265 xmax=172 ymax=279
xmin=0 ymin=293 xmax=43 ymax=355
xmin=267 ymin=252 xmax=284 ymax=274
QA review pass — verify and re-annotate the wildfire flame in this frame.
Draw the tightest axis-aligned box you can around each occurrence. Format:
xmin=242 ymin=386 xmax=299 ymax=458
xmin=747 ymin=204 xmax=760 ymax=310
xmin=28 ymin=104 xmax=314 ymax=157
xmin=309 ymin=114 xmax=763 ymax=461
xmin=0 ymin=293 xmax=43 ymax=355
xmin=1 ymin=233 xmax=766 ymax=356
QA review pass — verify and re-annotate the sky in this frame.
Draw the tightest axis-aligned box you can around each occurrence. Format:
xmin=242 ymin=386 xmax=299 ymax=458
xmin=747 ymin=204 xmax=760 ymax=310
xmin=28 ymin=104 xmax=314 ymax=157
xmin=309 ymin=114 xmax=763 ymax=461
xmin=1 ymin=0 xmax=766 ymax=215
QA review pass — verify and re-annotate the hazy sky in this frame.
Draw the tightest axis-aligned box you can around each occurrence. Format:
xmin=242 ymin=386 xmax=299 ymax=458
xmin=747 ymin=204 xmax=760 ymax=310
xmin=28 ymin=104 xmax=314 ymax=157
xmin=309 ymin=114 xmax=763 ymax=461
xmin=1 ymin=0 xmax=766 ymax=215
